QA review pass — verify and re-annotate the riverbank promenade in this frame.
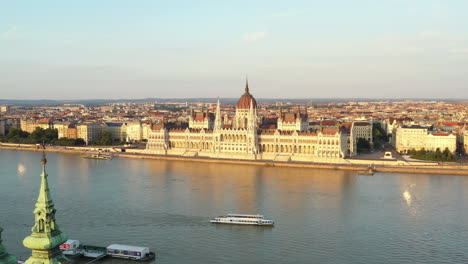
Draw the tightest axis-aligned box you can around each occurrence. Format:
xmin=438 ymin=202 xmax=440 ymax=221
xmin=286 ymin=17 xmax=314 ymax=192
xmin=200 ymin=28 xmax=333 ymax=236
xmin=2 ymin=143 xmax=468 ymax=176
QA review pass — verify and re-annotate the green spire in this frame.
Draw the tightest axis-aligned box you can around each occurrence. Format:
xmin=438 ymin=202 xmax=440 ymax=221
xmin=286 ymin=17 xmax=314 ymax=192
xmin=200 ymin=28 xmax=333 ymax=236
xmin=23 ymin=150 xmax=68 ymax=264
xmin=0 ymin=226 xmax=18 ymax=264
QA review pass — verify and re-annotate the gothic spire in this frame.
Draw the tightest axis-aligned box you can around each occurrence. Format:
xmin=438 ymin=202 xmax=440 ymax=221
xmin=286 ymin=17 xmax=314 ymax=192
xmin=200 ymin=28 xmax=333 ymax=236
xmin=214 ymin=97 xmax=222 ymax=130
xmin=0 ymin=226 xmax=17 ymax=264
xmin=245 ymin=77 xmax=249 ymax=94
xmin=23 ymin=147 xmax=68 ymax=264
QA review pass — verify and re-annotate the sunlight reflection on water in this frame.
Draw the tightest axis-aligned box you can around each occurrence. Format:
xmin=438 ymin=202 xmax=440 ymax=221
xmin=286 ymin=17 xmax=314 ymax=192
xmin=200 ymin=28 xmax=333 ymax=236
xmin=17 ymin=163 xmax=26 ymax=176
xmin=403 ymin=190 xmax=412 ymax=206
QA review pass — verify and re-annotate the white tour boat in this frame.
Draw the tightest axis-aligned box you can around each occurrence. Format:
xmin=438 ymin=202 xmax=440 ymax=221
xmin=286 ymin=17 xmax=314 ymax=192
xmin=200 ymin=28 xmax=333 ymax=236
xmin=210 ymin=214 xmax=274 ymax=226
xmin=83 ymin=153 xmax=112 ymax=160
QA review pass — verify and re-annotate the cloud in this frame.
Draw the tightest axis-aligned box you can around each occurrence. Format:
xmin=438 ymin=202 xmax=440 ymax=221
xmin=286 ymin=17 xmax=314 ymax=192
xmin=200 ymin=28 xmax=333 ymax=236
xmin=0 ymin=26 xmax=20 ymax=40
xmin=242 ymin=31 xmax=268 ymax=43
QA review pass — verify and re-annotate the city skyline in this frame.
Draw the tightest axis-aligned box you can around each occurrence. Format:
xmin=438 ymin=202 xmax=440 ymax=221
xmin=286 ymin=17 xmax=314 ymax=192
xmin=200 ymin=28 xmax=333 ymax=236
xmin=1 ymin=1 xmax=468 ymax=100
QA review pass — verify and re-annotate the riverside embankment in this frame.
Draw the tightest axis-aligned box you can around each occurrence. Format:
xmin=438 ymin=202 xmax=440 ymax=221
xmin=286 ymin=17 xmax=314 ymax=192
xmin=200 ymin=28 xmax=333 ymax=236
xmin=117 ymin=153 xmax=468 ymax=176
xmin=2 ymin=143 xmax=468 ymax=175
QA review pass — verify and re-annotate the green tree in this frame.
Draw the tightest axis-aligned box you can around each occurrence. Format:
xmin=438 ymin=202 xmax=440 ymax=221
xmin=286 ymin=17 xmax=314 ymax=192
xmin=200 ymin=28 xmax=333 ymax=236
xmin=29 ymin=127 xmax=58 ymax=144
xmin=53 ymin=137 xmax=86 ymax=146
xmin=372 ymin=123 xmax=388 ymax=142
xmin=442 ymin=147 xmax=453 ymax=161
xmin=357 ymin=138 xmax=371 ymax=153
xmin=0 ymin=128 xmax=30 ymax=143
xmin=30 ymin=127 xmax=46 ymax=143
xmin=373 ymin=141 xmax=381 ymax=150
xmin=99 ymin=131 xmax=113 ymax=145
xmin=75 ymin=138 xmax=86 ymax=146
xmin=435 ymin=148 xmax=442 ymax=160
xmin=417 ymin=148 xmax=427 ymax=157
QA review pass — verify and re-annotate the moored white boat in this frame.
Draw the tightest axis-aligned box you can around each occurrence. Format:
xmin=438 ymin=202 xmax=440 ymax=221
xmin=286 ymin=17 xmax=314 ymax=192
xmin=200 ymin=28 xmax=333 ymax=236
xmin=83 ymin=153 xmax=112 ymax=160
xmin=60 ymin=239 xmax=82 ymax=256
xmin=210 ymin=214 xmax=274 ymax=226
xmin=59 ymin=240 xmax=155 ymax=261
xmin=107 ymin=244 xmax=156 ymax=261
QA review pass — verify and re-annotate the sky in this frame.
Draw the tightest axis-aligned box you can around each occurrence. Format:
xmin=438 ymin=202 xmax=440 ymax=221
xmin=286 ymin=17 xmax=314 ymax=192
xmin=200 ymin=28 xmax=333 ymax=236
xmin=1 ymin=0 xmax=468 ymax=100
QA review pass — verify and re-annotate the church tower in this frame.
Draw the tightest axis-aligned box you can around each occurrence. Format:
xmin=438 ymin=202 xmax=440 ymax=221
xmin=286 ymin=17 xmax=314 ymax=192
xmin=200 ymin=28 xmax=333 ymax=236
xmin=23 ymin=150 xmax=68 ymax=264
xmin=0 ymin=226 xmax=17 ymax=264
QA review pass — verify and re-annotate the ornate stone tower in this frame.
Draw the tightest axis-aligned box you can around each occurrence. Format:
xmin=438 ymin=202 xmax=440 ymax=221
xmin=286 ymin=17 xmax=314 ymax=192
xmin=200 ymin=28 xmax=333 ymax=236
xmin=247 ymin=99 xmax=259 ymax=154
xmin=0 ymin=226 xmax=17 ymax=264
xmin=214 ymin=98 xmax=222 ymax=131
xmin=23 ymin=151 xmax=68 ymax=264
xmin=234 ymin=79 xmax=258 ymax=129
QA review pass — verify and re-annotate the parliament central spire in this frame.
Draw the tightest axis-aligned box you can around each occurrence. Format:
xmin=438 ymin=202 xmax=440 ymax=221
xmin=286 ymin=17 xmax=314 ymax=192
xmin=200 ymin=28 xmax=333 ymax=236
xmin=245 ymin=77 xmax=249 ymax=93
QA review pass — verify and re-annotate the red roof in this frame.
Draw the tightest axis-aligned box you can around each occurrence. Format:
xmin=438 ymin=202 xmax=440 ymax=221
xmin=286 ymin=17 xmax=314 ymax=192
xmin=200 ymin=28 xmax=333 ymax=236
xmin=261 ymin=124 xmax=277 ymax=129
xmin=441 ymin=122 xmax=460 ymax=126
xmin=322 ymin=128 xmax=339 ymax=135
xmin=236 ymin=83 xmax=257 ymax=109
xmin=194 ymin=113 xmax=205 ymax=121
xmin=283 ymin=113 xmax=296 ymax=122
xmin=311 ymin=120 xmax=336 ymax=126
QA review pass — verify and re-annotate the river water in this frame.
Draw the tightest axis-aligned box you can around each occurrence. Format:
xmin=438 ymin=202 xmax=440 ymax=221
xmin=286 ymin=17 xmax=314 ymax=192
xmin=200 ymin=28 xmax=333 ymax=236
xmin=0 ymin=149 xmax=467 ymax=264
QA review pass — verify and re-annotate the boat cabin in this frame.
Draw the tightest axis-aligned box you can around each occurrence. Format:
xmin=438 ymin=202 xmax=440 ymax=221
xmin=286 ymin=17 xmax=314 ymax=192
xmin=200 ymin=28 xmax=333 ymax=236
xmin=106 ymin=244 xmax=150 ymax=260
xmin=60 ymin=240 xmax=81 ymax=255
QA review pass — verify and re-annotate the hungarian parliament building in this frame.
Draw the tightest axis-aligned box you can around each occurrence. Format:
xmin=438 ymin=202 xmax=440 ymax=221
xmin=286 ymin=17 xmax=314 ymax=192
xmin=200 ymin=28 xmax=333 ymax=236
xmin=145 ymin=82 xmax=360 ymax=162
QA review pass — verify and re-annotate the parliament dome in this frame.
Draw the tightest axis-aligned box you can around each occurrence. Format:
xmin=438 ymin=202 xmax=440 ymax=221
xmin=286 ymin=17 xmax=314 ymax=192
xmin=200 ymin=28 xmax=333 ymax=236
xmin=236 ymin=80 xmax=257 ymax=109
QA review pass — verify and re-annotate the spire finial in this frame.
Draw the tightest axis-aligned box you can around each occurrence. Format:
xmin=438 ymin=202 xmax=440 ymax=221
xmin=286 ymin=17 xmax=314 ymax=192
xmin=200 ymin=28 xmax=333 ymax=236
xmin=245 ymin=76 xmax=249 ymax=93
xmin=41 ymin=142 xmax=47 ymax=166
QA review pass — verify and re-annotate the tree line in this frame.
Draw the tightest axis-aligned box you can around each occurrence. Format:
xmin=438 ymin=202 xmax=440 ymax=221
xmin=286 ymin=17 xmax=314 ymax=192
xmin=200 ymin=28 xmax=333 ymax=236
xmin=0 ymin=128 xmax=85 ymax=146
xmin=408 ymin=147 xmax=455 ymax=162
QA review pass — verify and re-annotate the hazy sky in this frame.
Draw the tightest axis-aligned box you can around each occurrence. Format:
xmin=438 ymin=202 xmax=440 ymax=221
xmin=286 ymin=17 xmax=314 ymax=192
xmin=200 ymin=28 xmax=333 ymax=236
xmin=1 ymin=1 xmax=468 ymax=100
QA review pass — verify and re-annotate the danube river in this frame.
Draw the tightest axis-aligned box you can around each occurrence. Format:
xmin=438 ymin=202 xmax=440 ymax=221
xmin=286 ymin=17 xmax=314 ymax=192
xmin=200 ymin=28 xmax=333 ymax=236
xmin=1 ymin=150 xmax=467 ymax=264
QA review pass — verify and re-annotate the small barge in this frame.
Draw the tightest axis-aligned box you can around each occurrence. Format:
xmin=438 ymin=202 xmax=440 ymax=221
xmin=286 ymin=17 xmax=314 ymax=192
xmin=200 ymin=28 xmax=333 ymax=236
xmin=107 ymin=244 xmax=156 ymax=261
xmin=60 ymin=240 xmax=107 ymax=259
xmin=358 ymin=165 xmax=375 ymax=176
xmin=60 ymin=240 xmax=155 ymax=262
xmin=83 ymin=153 xmax=112 ymax=160
xmin=210 ymin=214 xmax=274 ymax=226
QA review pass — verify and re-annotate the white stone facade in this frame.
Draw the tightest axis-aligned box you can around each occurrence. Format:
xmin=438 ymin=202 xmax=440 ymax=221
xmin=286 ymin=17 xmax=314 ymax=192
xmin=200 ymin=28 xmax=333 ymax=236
xmin=77 ymin=122 xmax=103 ymax=145
xmin=0 ymin=105 xmax=10 ymax=112
xmin=54 ymin=122 xmax=69 ymax=139
xmin=277 ymin=110 xmax=309 ymax=132
xmin=395 ymin=126 xmax=428 ymax=153
xmin=126 ymin=121 xmax=143 ymax=142
xmin=394 ymin=126 xmax=456 ymax=153
xmin=104 ymin=122 xmax=127 ymax=141
xmin=188 ymin=110 xmax=214 ymax=130
xmin=426 ymin=133 xmax=456 ymax=153
xmin=146 ymin=85 xmax=351 ymax=162
xmin=464 ymin=131 xmax=468 ymax=154
xmin=353 ymin=122 xmax=373 ymax=144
